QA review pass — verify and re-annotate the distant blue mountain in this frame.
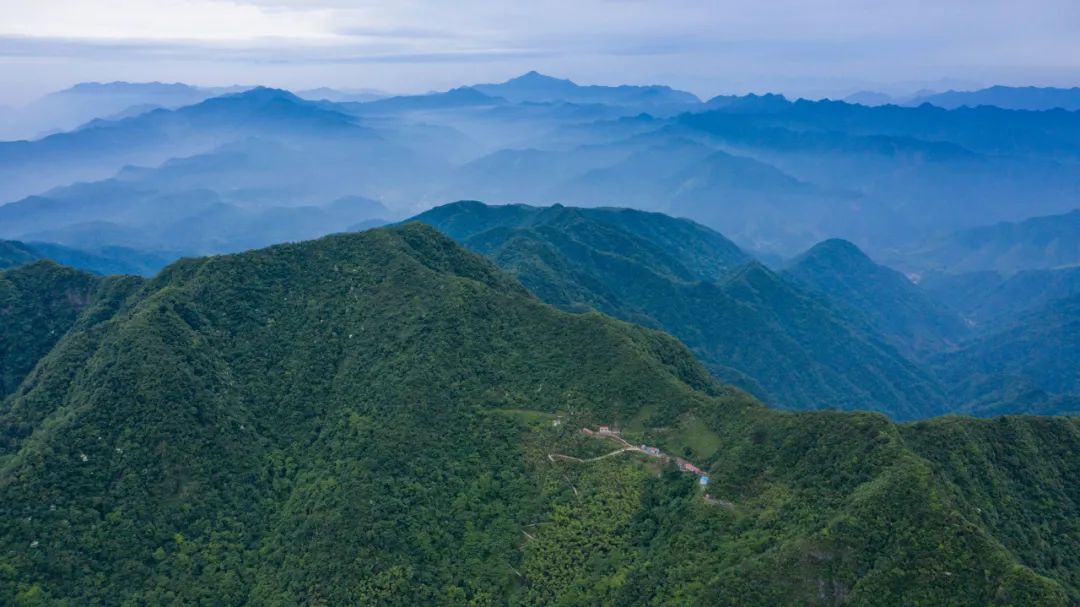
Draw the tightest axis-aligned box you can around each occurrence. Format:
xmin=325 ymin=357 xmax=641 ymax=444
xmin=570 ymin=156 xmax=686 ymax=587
xmin=901 ymin=209 xmax=1080 ymax=273
xmin=909 ymin=85 xmax=1080 ymax=111
xmin=842 ymin=91 xmax=897 ymax=106
xmin=0 ymin=88 xmax=369 ymax=202
xmin=473 ymin=71 xmax=700 ymax=107
xmin=0 ymin=238 xmax=172 ymax=275
xmin=0 ymin=81 xmax=248 ymax=141
xmin=348 ymin=86 xmax=504 ymax=113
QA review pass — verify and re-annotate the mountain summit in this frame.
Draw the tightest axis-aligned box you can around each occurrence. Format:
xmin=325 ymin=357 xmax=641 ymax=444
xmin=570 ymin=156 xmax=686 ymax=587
xmin=786 ymin=238 xmax=969 ymax=356
xmin=473 ymin=71 xmax=701 ymax=106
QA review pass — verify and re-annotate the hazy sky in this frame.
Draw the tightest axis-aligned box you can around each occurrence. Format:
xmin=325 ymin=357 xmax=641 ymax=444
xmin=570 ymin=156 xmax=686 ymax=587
xmin=1 ymin=0 xmax=1078 ymax=104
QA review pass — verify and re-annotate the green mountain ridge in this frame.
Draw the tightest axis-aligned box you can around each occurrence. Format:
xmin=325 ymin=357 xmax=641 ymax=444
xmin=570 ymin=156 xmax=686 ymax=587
xmin=937 ymin=293 xmax=1080 ymax=397
xmin=785 ymin=238 xmax=970 ymax=357
xmin=1 ymin=224 xmax=1077 ymax=605
xmin=413 ymin=201 xmax=949 ymax=419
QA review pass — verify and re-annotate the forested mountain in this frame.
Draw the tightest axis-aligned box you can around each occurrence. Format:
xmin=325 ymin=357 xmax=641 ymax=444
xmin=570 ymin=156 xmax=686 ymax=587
xmin=0 ymin=262 xmax=103 ymax=398
xmin=0 ymin=224 xmax=1076 ymax=605
xmin=937 ymin=294 xmax=1080 ymax=397
xmin=785 ymin=239 xmax=969 ymax=356
xmin=412 ymin=202 xmax=948 ymax=419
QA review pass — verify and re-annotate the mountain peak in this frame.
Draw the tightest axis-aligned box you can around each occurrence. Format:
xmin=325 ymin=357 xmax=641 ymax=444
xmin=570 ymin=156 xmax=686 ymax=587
xmin=805 ymin=237 xmax=870 ymax=259
xmin=791 ymin=238 xmax=876 ymax=273
xmin=221 ymin=86 xmax=302 ymax=104
xmin=507 ymin=71 xmax=573 ymax=85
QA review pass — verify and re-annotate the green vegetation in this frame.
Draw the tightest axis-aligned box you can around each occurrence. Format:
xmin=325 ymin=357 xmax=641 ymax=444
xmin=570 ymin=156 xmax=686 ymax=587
xmin=0 ymin=261 xmax=100 ymax=398
xmin=0 ymin=240 xmax=41 ymax=270
xmin=0 ymin=224 xmax=1076 ymax=605
xmin=413 ymin=201 xmax=948 ymax=419
xmin=786 ymin=238 xmax=969 ymax=357
xmin=937 ymin=293 xmax=1080 ymax=397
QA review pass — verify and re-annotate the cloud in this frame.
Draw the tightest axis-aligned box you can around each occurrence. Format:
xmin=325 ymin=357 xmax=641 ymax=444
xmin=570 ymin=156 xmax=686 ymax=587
xmin=0 ymin=0 xmax=1077 ymax=103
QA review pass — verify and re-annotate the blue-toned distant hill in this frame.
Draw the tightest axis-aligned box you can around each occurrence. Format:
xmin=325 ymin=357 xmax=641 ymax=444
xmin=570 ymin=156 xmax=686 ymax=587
xmin=910 ymin=85 xmax=1080 ymax=111
xmin=345 ymin=86 xmax=505 ymax=114
xmin=0 ymin=81 xmax=248 ymax=141
xmin=474 ymin=71 xmax=701 ymax=108
xmin=921 ymin=266 xmax=1080 ymax=327
xmin=6 ymin=74 xmax=1080 ymax=261
xmin=937 ymin=293 xmax=1080 ymax=399
xmin=0 ymin=171 xmax=390 ymax=260
xmin=0 ymin=241 xmax=40 ymax=270
xmin=899 ymin=209 xmax=1080 ymax=274
xmin=0 ymin=87 xmax=374 ymax=202
xmin=0 ymin=239 xmax=173 ymax=276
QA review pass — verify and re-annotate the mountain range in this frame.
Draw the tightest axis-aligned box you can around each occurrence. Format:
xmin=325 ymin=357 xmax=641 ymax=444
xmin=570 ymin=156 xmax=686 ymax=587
xmin=5 ymin=74 xmax=1080 ymax=262
xmin=413 ymin=201 xmax=1080 ymax=421
xmin=3 ymin=70 xmax=1080 ymax=606
xmin=411 ymin=202 xmax=940 ymax=419
xmin=844 ymin=85 xmax=1080 ymax=111
xmin=1 ymin=224 xmax=1077 ymax=605
xmin=0 ymin=81 xmax=249 ymax=141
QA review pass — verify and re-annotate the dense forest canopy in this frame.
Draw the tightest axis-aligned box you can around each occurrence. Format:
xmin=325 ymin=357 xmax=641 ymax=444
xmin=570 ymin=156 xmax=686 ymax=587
xmin=0 ymin=225 xmax=1076 ymax=605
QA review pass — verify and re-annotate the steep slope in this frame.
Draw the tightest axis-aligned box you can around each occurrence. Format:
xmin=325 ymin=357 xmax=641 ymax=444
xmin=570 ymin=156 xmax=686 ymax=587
xmin=937 ymin=293 xmax=1080 ymax=396
xmin=0 ymin=224 xmax=1075 ymax=600
xmin=413 ymin=202 xmax=948 ymax=419
xmin=0 ymin=224 xmax=1076 ymax=605
xmin=0 ymin=224 xmax=743 ymax=604
xmin=920 ymin=266 xmax=1080 ymax=326
xmin=711 ymin=263 xmax=945 ymax=418
xmin=0 ymin=241 xmax=40 ymax=269
xmin=786 ymin=239 xmax=970 ymax=356
xmin=0 ymin=262 xmax=102 ymax=398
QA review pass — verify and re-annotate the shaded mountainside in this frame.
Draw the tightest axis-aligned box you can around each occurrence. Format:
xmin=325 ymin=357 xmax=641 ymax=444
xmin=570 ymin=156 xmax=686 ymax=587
xmin=920 ymin=266 xmax=1080 ymax=327
xmin=412 ymin=202 xmax=948 ymax=419
xmin=936 ymin=294 xmax=1080 ymax=397
xmin=785 ymin=238 xmax=970 ymax=357
xmin=0 ymin=223 xmax=1077 ymax=605
xmin=0 ymin=241 xmax=40 ymax=269
xmin=0 ymin=262 xmax=101 ymax=398
xmin=0 ymin=238 xmax=174 ymax=276
xmin=900 ymin=209 xmax=1080 ymax=274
